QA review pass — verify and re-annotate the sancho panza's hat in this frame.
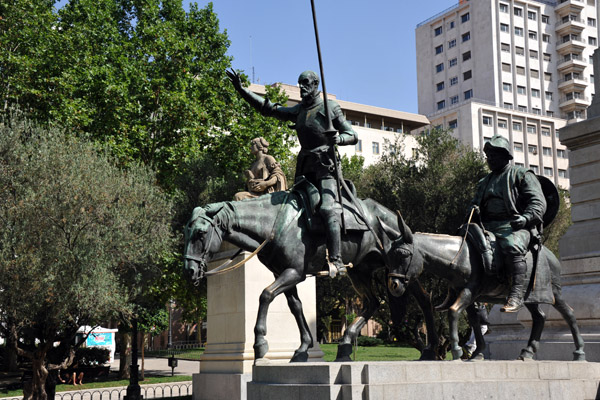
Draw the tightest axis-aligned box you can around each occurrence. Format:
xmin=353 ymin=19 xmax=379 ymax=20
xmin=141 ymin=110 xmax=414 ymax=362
xmin=483 ymin=135 xmax=513 ymax=160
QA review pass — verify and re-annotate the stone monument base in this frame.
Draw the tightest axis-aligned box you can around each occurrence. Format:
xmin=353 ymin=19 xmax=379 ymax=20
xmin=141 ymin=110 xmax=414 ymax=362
xmin=248 ymin=360 xmax=600 ymax=399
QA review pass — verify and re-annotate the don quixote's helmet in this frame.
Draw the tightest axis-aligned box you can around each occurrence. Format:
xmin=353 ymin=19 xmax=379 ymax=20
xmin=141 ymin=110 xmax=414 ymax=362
xmin=483 ymin=135 xmax=513 ymax=160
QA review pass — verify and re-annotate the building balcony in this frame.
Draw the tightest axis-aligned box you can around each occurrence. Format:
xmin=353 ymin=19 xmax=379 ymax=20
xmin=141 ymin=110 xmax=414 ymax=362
xmin=559 ymin=95 xmax=590 ymax=110
xmin=558 ymin=76 xmax=588 ymax=91
xmin=557 ymin=54 xmax=588 ymax=72
xmin=555 ymin=0 xmax=585 ymax=17
xmin=555 ymin=18 xmax=586 ymax=35
xmin=556 ymin=38 xmax=587 ymax=54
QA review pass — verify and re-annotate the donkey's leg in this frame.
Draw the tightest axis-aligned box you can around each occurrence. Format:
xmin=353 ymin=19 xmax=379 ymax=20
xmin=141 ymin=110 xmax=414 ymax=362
xmin=410 ymin=280 xmax=439 ymax=360
xmin=448 ymin=288 xmax=474 ymax=360
xmin=284 ymin=287 xmax=314 ymax=362
xmin=254 ymin=268 xmax=303 ymax=361
xmin=335 ymin=269 xmax=379 ymax=362
xmin=518 ymin=304 xmax=545 ymax=360
xmin=553 ymin=291 xmax=585 ymax=361
xmin=465 ymin=304 xmax=485 ymax=360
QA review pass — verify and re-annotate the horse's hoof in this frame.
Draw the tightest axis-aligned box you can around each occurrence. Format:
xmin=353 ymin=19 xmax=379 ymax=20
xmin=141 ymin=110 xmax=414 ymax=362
xmin=290 ymin=351 xmax=309 ymax=362
xmin=335 ymin=343 xmax=353 ymax=362
xmin=518 ymin=348 xmax=534 ymax=361
xmin=254 ymin=340 xmax=269 ymax=359
xmin=469 ymin=353 xmax=485 ymax=361
xmin=573 ymin=350 xmax=586 ymax=361
xmin=419 ymin=349 xmax=437 ymax=361
xmin=451 ymin=348 xmax=463 ymax=360
xmin=254 ymin=357 xmax=271 ymax=365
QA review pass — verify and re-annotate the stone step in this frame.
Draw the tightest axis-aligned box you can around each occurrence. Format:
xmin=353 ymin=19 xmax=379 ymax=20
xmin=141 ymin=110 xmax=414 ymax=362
xmin=248 ymin=361 xmax=600 ymax=400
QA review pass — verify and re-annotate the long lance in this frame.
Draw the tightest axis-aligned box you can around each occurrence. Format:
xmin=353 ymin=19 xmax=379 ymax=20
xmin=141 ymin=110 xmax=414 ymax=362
xmin=309 ymin=0 xmax=346 ymax=233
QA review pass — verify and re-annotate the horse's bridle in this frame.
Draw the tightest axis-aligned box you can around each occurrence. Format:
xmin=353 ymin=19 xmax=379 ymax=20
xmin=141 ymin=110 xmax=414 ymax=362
xmin=184 ymin=214 xmax=224 ymax=283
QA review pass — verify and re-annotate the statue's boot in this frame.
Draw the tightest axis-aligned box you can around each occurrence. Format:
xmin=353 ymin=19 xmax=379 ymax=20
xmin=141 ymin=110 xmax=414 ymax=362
xmin=501 ymin=258 xmax=527 ymax=313
xmin=323 ymin=210 xmax=346 ymax=278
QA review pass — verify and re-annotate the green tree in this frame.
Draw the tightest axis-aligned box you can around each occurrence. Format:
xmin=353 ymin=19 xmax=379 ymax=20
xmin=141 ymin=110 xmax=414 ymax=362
xmin=0 ymin=114 xmax=174 ymax=400
xmin=542 ymin=187 xmax=572 ymax=258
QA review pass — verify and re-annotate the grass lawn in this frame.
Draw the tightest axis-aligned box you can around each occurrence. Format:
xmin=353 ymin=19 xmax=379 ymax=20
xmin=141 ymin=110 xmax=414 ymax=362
xmin=0 ymin=375 xmax=192 ymax=398
xmin=320 ymin=344 xmax=423 ymax=362
xmin=146 ymin=348 xmax=204 ymax=360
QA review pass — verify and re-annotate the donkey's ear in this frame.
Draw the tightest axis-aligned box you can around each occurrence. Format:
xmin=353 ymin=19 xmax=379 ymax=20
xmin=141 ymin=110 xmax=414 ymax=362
xmin=396 ymin=211 xmax=413 ymax=244
xmin=204 ymin=202 xmax=225 ymax=217
xmin=377 ymin=216 xmax=402 ymax=240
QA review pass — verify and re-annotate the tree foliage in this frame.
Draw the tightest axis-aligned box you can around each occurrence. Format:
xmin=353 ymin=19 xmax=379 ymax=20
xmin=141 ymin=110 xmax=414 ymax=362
xmin=0 ymin=114 xmax=174 ymax=399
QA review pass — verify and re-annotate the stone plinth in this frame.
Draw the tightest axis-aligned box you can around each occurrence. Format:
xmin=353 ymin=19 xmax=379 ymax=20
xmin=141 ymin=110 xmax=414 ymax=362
xmin=248 ymin=360 xmax=600 ymax=400
xmin=193 ymin=243 xmax=324 ymax=400
xmin=486 ymin=113 xmax=600 ymax=361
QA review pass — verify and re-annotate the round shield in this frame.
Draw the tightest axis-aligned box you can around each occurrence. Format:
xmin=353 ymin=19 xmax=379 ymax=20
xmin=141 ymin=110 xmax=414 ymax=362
xmin=536 ymin=175 xmax=560 ymax=227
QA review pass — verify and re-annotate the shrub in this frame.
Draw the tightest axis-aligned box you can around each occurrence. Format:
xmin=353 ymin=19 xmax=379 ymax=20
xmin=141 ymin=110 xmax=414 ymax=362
xmin=74 ymin=347 xmax=110 ymax=366
xmin=356 ymin=336 xmax=383 ymax=347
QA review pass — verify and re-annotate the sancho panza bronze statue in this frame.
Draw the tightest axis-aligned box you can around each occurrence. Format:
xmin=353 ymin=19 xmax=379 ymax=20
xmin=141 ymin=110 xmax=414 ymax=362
xmin=471 ymin=135 xmax=546 ymax=312
xmin=227 ymin=69 xmax=358 ymax=275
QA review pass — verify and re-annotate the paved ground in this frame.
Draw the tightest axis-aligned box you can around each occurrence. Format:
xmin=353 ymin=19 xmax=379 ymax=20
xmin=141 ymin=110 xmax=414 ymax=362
xmin=109 ymin=355 xmax=200 ymax=377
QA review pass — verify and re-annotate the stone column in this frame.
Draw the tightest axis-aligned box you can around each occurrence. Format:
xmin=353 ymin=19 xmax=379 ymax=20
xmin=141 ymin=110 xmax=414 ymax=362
xmin=192 ymin=242 xmax=324 ymax=400
xmin=486 ymin=49 xmax=600 ymax=361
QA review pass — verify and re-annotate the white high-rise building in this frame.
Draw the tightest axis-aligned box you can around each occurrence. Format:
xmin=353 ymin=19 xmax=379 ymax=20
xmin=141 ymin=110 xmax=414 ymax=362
xmin=416 ymin=0 xmax=600 ymax=188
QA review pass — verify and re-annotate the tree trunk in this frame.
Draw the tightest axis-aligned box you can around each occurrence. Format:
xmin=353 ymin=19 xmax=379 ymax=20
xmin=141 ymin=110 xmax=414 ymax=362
xmin=3 ymin=320 xmax=19 ymax=372
xmin=118 ymin=331 xmax=131 ymax=379
xmin=23 ymin=354 xmax=49 ymax=400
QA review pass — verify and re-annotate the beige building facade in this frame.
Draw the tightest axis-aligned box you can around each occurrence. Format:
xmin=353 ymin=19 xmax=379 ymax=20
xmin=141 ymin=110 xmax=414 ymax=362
xmin=416 ymin=0 xmax=600 ymax=189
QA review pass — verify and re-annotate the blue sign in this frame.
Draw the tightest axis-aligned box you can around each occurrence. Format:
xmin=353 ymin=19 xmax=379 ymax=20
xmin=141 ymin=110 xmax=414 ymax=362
xmin=86 ymin=332 xmax=113 ymax=347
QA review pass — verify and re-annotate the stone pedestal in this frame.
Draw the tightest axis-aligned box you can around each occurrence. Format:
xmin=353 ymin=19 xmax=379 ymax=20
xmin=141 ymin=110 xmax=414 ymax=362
xmin=192 ymin=243 xmax=324 ymax=400
xmin=486 ymin=113 xmax=600 ymax=361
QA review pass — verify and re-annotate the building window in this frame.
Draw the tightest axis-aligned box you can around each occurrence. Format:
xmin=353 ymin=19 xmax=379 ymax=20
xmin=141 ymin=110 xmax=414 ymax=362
xmin=544 ymin=167 xmax=553 ymax=177
xmin=530 ymin=50 xmax=538 ymax=59
xmin=500 ymin=23 xmax=510 ymax=33
xmin=528 ymin=11 xmax=536 ymax=21
xmin=437 ymin=100 xmax=446 ymax=110
xmin=450 ymin=95 xmax=459 ymax=104
xmin=547 ymin=111 xmax=554 ymax=117
xmin=372 ymin=141 xmax=380 ymax=155
xmin=498 ymin=119 xmax=508 ymax=129
xmin=435 ymin=44 xmax=444 ymax=54
xmin=589 ymin=18 xmax=597 ymax=27
xmin=366 ymin=122 xmax=372 ymax=128
xmin=558 ymin=169 xmax=567 ymax=178
xmin=501 ymin=43 xmax=510 ymax=52
xmin=516 ymin=66 xmax=525 ymax=75
xmin=504 ymin=102 xmax=513 ymax=109
xmin=544 ymin=72 xmax=552 ymax=82
xmin=514 ymin=142 xmax=523 ymax=152
xmin=542 ymin=128 xmax=551 ymax=137
xmin=449 ymin=119 xmax=458 ymax=129
xmin=545 ymin=91 xmax=553 ymax=100
xmin=461 ymin=12 xmax=470 ymax=23
xmin=436 ymin=63 xmax=444 ymax=73
xmin=450 ymin=76 xmax=458 ymax=86
xmin=503 ymin=82 xmax=512 ymax=92
xmin=529 ymin=31 xmax=537 ymax=40
xmin=542 ymin=15 xmax=550 ymax=24
xmin=449 ymin=58 xmax=457 ymax=67
xmin=437 ymin=81 xmax=445 ymax=91
xmin=527 ymin=125 xmax=537 ymax=134
xmin=449 ymin=20 xmax=455 ymax=29
xmin=530 ymin=165 xmax=539 ymax=174
xmin=515 ymin=27 xmax=524 ymax=36
xmin=515 ymin=46 xmax=524 ymax=56
xmin=531 ymin=88 xmax=540 ymax=98
xmin=517 ymin=85 xmax=526 ymax=95
xmin=533 ymin=108 xmax=541 ymax=115
xmin=463 ymin=70 xmax=472 ymax=80
xmin=464 ymin=89 xmax=473 ymax=100
xmin=483 ymin=116 xmax=493 ymax=126
xmin=514 ymin=7 xmax=522 ymax=17
xmin=542 ymin=34 xmax=551 ymax=43
xmin=590 ymin=37 xmax=597 ymax=46
xmin=500 ymin=3 xmax=508 ymax=13
xmin=355 ymin=140 xmax=362 ymax=152
xmin=530 ymin=69 xmax=539 ymax=79
xmin=449 ymin=39 xmax=456 ymax=48
xmin=462 ymin=32 xmax=471 ymax=42
xmin=502 ymin=63 xmax=511 ymax=72
xmin=557 ymin=149 xmax=567 ymax=158
xmin=463 ymin=51 xmax=471 ymax=61
xmin=518 ymin=105 xmax=528 ymax=112
xmin=528 ymin=145 xmax=538 ymax=154
xmin=435 ymin=26 xmax=443 ymax=36
xmin=513 ymin=121 xmax=522 ymax=131
xmin=543 ymin=147 xmax=552 ymax=156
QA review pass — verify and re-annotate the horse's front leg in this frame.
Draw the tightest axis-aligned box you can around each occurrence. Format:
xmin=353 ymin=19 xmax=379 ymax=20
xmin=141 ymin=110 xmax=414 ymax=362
xmin=409 ymin=280 xmax=438 ymax=360
xmin=254 ymin=268 xmax=303 ymax=361
xmin=335 ymin=269 xmax=379 ymax=362
xmin=448 ymin=287 xmax=473 ymax=360
xmin=465 ymin=304 xmax=485 ymax=360
xmin=284 ymin=287 xmax=313 ymax=362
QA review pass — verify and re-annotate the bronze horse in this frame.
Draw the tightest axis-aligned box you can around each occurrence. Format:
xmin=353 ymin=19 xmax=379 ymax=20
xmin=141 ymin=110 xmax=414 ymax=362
xmin=183 ymin=190 xmax=438 ymax=362
xmin=384 ymin=213 xmax=585 ymax=361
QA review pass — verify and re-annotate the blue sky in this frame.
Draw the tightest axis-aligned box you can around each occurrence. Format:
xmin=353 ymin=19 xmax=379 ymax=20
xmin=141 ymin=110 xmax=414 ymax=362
xmin=55 ymin=0 xmax=457 ymax=113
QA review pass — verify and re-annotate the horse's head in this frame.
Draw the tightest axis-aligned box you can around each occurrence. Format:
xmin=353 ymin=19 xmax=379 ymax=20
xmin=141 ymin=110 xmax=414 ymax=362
xmin=380 ymin=212 xmax=420 ymax=297
xmin=183 ymin=204 xmax=226 ymax=284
